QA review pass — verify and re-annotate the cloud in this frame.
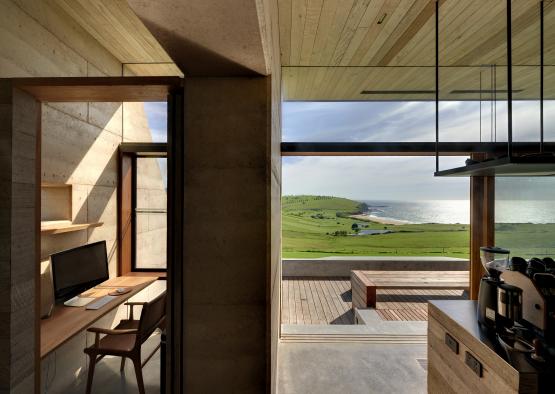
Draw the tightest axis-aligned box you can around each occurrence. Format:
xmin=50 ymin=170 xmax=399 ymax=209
xmin=144 ymin=102 xmax=168 ymax=142
xmin=283 ymin=100 xmax=555 ymax=143
xmin=282 ymin=156 xmax=470 ymax=201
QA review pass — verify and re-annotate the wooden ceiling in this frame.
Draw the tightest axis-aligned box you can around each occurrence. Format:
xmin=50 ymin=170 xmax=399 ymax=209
xmin=279 ymin=0 xmax=555 ymax=101
xmin=52 ymin=0 xmax=183 ymax=77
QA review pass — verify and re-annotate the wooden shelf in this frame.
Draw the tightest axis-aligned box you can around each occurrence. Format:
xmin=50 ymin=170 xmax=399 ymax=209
xmin=41 ymin=182 xmax=71 ymax=188
xmin=41 ymin=220 xmax=103 ymax=235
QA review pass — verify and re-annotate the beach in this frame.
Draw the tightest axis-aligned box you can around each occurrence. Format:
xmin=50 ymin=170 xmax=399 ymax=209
xmin=349 ymin=214 xmax=410 ymax=225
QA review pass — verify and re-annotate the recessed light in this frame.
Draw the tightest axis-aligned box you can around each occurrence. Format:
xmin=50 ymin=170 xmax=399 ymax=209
xmin=377 ymin=13 xmax=387 ymax=25
xmin=450 ymin=89 xmax=523 ymax=94
xmin=361 ymin=90 xmax=435 ymax=95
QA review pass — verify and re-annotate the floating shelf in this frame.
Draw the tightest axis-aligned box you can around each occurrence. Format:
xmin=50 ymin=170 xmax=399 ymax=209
xmin=41 ymin=182 xmax=71 ymax=188
xmin=41 ymin=220 xmax=103 ymax=235
xmin=435 ymin=156 xmax=555 ymax=177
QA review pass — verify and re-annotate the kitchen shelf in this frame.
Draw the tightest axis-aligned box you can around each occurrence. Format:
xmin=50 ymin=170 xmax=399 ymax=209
xmin=41 ymin=220 xmax=103 ymax=235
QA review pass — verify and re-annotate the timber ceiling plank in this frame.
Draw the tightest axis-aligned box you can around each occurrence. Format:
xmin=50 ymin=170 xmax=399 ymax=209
xmin=316 ymin=0 xmax=357 ymax=66
xmin=279 ymin=0 xmax=555 ymax=101
xmin=374 ymin=0 xmax=435 ymax=66
xmin=330 ymin=0 xmax=373 ymax=65
xmin=279 ymin=0 xmax=292 ymax=65
xmin=54 ymin=0 xmax=173 ymax=64
xmin=309 ymin=0 xmax=347 ymax=66
xmin=300 ymin=0 xmax=325 ymax=66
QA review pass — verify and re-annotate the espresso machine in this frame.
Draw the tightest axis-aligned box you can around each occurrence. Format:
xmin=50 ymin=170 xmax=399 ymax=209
xmin=477 ymin=247 xmax=555 ymax=390
xmin=477 ymin=246 xmax=510 ymax=331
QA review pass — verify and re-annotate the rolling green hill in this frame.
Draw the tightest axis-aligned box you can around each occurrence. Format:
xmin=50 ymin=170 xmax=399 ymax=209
xmin=281 ymin=195 xmax=555 ymax=259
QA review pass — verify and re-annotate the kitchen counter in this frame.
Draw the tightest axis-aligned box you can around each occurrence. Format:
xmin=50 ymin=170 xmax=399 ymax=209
xmin=428 ymin=300 xmax=540 ymax=393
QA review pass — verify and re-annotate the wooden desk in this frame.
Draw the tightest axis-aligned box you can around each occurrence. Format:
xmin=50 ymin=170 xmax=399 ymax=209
xmin=351 ymin=270 xmax=469 ymax=309
xmin=40 ymin=276 xmax=156 ymax=358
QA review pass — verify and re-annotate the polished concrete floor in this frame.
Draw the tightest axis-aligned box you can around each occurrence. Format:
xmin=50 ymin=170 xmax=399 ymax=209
xmin=73 ymin=332 xmax=161 ymax=394
xmin=277 ymin=341 xmax=427 ymax=394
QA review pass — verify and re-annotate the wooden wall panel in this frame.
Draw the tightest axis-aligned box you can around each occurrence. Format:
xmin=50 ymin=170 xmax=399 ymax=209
xmin=119 ymin=154 xmax=133 ymax=275
xmin=469 ymin=166 xmax=495 ymax=300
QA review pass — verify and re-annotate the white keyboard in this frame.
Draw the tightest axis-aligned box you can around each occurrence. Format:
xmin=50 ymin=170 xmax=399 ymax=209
xmin=85 ymin=295 xmax=116 ymax=310
xmin=64 ymin=296 xmax=95 ymax=307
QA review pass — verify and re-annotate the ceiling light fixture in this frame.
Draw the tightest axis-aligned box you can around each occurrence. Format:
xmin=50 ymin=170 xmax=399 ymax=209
xmin=435 ymin=0 xmax=555 ymax=177
xmin=361 ymin=90 xmax=434 ymax=95
xmin=450 ymin=89 xmax=523 ymax=94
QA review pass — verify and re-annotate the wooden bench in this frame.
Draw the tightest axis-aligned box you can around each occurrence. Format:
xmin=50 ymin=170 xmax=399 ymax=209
xmin=350 ymin=270 xmax=469 ymax=309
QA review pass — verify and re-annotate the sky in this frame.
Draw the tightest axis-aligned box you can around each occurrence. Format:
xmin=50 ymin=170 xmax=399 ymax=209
xmin=144 ymin=102 xmax=168 ymax=188
xmin=144 ymin=102 xmax=168 ymax=142
xmin=282 ymin=100 xmax=555 ymax=201
xmin=142 ymin=100 xmax=555 ymax=201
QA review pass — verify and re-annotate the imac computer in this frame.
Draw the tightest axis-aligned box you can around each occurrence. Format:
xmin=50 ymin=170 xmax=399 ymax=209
xmin=51 ymin=240 xmax=109 ymax=304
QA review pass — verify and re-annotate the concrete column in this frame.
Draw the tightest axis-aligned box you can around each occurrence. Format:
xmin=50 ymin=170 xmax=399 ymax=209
xmin=0 ymin=82 xmax=40 ymax=393
xmin=182 ymin=77 xmax=274 ymax=392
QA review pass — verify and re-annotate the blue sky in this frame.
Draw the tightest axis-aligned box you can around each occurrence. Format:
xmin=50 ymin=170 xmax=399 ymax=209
xmin=144 ymin=102 xmax=168 ymax=187
xmin=144 ymin=102 xmax=168 ymax=142
xmin=282 ymin=100 xmax=555 ymax=200
xmin=142 ymin=100 xmax=555 ymax=201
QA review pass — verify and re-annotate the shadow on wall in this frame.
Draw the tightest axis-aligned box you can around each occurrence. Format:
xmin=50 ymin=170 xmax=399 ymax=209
xmin=137 ymin=20 xmax=260 ymax=76
xmin=41 ymin=102 xmax=122 ymax=273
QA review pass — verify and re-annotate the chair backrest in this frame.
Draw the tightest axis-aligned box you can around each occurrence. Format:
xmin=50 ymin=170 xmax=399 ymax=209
xmin=136 ymin=291 xmax=166 ymax=345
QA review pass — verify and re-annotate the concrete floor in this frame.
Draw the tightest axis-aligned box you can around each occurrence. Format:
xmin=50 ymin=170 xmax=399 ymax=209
xmin=71 ymin=332 xmax=162 ymax=394
xmin=277 ymin=341 xmax=427 ymax=394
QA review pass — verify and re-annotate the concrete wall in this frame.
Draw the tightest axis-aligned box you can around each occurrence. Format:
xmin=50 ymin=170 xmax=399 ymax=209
xmin=282 ymin=257 xmax=470 ymax=277
xmin=0 ymin=85 xmax=40 ymax=394
xmin=0 ymin=1 xmax=166 ymax=391
xmin=182 ymin=77 xmax=271 ymax=392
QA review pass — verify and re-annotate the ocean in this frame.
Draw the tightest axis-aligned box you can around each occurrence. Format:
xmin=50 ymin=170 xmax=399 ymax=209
xmin=360 ymin=200 xmax=555 ymax=224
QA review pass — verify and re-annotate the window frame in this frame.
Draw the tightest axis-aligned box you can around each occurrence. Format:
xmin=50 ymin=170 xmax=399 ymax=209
xmin=119 ymin=143 xmax=168 ymax=273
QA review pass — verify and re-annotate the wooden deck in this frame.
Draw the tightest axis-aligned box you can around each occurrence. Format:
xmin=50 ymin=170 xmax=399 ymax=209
xmin=282 ymin=277 xmax=354 ymax=324
xmin=374 ymin=289 xmax=466 ymax=321
xmin=282 ymin=277 xmax=467 ymax=324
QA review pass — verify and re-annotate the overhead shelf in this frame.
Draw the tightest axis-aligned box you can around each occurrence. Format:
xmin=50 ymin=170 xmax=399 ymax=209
xmin=41 ymin=220 xmax=103 ymax=235
xmin=435 ymin=156 xmax=555 ymax=177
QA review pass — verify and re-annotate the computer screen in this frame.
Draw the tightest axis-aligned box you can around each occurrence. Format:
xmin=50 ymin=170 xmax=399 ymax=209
xmin=51 ymin=241 xmax=109 ymax=302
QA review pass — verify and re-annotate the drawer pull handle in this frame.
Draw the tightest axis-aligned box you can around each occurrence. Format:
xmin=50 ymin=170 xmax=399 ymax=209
xmin=465 ymin=352 xmax=482 ymax=377
xmin=445 ymin=333 xmax=459 ymax=354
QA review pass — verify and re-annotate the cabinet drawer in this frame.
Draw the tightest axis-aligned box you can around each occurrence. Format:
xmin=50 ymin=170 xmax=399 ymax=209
xmin=428 ymin=316 xmax=518 ymax=394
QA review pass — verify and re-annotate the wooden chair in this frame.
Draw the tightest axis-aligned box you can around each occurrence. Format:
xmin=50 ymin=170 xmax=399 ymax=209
xmin=84 ymin=291 xmax=166 ymax=394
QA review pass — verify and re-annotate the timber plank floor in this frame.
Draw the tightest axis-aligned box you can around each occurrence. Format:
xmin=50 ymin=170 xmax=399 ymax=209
xmin=281 ymin=277 xmax=467 ymax=324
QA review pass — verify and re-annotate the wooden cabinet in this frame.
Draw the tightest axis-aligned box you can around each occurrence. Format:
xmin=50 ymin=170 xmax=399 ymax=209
xmin=428 ymin=300 xmax=539 ymax=394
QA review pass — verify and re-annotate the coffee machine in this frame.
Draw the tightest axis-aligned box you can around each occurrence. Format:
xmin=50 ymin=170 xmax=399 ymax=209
xmin=477 ymin=246 xmax=510 ymax=331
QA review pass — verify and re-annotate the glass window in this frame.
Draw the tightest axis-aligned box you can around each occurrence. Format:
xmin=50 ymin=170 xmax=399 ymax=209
xmin=143 ymin=101 xmax=167 ymax=142
xmin=282 ymin=156 xmax=470 ymax=258
xmin=495 ymin=178 xmax=555 ymax=259
xmin=135 ymin=157 xmax=167 ymax=269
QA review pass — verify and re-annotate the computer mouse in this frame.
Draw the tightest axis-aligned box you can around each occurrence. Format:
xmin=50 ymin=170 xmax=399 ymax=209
xmin=116 ymin=288 xmax=126 ymax=293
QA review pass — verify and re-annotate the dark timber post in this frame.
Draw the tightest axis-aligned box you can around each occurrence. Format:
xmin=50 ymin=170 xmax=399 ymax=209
xmin=166 ymin=86 xmax=185 ymax=394
xmin=435 ymin=0 xmax=439 ymax=172
xmin=507 ymin=0 xmax=513 ymax=157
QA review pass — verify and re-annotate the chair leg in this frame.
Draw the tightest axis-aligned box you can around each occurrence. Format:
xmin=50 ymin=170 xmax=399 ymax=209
xmin=85 ymin=354 xmax=97 ymax=394
xmin=120 ymin=357 xmax=126 ymax=372
xmin=132 ymin=356 xmax=145 ymax=394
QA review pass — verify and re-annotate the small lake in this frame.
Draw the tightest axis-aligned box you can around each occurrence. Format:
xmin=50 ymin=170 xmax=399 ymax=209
xmin=357 ymin=229 xmax=393 ymax=236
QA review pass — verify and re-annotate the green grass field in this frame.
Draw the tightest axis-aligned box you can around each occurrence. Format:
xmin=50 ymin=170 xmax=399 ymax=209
xmin=282 ymin=195 xmax=555 ymax=259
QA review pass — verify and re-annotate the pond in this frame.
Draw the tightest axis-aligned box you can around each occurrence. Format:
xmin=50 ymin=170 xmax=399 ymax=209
xmin=357 ymin=229 xmax=394 ymax=236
